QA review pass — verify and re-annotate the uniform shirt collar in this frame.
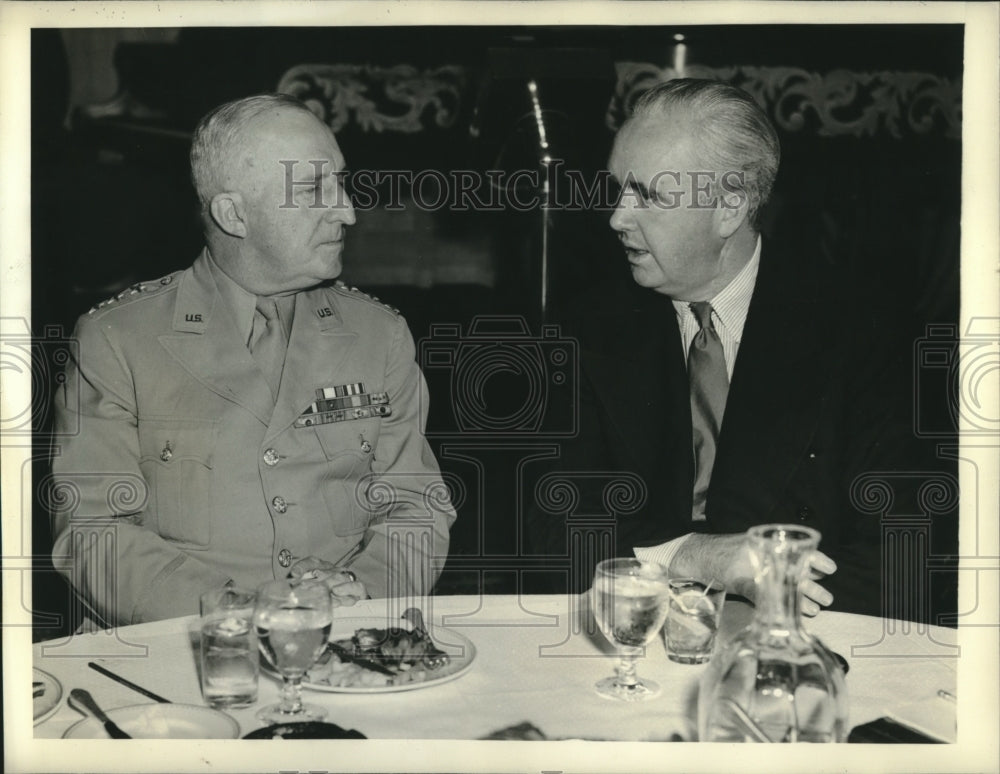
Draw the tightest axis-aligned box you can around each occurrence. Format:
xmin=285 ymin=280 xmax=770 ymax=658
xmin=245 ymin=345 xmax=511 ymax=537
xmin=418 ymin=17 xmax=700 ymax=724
xmin=205 ymin=250 xmax=257 ymax=346
xmin=672 ymin=235 xmax=761 ymax=343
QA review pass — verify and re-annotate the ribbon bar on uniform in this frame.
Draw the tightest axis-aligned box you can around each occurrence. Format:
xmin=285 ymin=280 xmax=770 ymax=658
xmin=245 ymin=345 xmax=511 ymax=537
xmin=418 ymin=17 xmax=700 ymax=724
xmin=315 ymin=392 xmax=390 ymax=412
xmin=295 ymin=403 xmax=392 ymax=428
xmin=316 ymin=383 xmax=365 ymax=400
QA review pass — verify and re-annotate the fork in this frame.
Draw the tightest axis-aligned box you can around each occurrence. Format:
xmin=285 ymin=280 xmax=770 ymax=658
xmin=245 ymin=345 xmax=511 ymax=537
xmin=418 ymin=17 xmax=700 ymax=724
xmin=401 ymin=608 xmax=450 ymax=669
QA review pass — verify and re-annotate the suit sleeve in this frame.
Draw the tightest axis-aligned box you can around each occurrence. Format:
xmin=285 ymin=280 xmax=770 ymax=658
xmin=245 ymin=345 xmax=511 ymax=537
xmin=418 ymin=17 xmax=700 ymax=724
xmin=50 ymin=314 xmax=231 ymax=625
xmin=523 ymin=362 xmax=616 ymax=560
xmin=825 ymin=306 xmax=955 ymax=619
xmin=346 ymin=316 xmax=456 ymax=598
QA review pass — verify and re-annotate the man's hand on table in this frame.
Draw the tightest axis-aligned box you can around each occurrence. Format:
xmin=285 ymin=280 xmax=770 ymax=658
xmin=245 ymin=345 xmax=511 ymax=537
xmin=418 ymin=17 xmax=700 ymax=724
xmin=288 ymin=556 xmax=369 ymax=607
xmin=670 ymin=533 xmax=836 ymax=617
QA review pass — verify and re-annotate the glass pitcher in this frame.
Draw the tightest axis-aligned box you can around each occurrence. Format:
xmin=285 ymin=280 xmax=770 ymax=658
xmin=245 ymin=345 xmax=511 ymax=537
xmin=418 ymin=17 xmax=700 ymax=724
xmin=698 ymin=524 xmax=848 ymax=742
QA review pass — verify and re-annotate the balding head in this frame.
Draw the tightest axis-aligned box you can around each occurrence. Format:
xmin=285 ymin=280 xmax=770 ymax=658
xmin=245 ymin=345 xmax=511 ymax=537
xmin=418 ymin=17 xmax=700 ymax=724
xmin=188 ymin=93 xmax=356 ymax=295
xmin=190 ymin=93 xmax=320 ymax=217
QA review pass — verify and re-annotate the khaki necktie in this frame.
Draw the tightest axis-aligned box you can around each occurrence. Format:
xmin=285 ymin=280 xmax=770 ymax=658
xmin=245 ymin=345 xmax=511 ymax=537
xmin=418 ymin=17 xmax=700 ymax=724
xmin=688 ymin=301 xmax=729 ymax=522
xmin=249 ymin=296 xmax=287 ymax=398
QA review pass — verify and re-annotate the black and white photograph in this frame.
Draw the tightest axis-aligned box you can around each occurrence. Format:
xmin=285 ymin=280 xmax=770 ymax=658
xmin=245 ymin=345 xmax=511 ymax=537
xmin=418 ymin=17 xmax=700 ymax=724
xmin=3 ymin=2 xmax=998 ymax=772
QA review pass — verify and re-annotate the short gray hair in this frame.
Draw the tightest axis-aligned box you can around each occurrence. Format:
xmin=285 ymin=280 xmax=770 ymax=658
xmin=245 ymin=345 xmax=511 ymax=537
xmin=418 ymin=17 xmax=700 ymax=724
xmin=630 ymin=78 xmax=780 ymax=229
xmin=189 ymin=93 xmax=317 ymax=211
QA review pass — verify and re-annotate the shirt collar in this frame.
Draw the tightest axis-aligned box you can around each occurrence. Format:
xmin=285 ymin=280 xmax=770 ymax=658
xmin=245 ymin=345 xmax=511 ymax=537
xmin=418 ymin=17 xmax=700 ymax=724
xmin=672 ymin=235 xmax=761 ymax=342
xmin=205 ymin=250 xmax=257 ymax=346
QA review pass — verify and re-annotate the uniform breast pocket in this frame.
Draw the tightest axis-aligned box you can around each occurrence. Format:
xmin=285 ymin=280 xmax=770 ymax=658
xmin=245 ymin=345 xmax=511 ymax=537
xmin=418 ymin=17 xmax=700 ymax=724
xmin=313 ymin=419 xmax=380 ymax=536
xmin=138 ymin=418 xmax=218 ymax=548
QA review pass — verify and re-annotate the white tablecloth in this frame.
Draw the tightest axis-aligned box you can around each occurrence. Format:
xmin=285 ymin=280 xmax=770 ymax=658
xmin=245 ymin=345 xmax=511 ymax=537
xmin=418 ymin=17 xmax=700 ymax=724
xmin=32 ymin=594 xmax=957 ymax=742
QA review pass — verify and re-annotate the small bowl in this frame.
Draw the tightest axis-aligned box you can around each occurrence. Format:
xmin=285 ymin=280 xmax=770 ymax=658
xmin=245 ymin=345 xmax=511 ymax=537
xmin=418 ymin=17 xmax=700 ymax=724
xmin=63 ymin=703 xmax=240 ymax=738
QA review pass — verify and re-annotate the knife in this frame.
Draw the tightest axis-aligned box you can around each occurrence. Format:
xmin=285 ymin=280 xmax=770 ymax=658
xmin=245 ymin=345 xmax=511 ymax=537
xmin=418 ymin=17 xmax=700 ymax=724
xmin=88 ymin=662 xmax=171 ymax=703
xmin=68 ymin=688 xmax=132 ymax=739
xmin=325 ymin=642 xmax=397 ymax=677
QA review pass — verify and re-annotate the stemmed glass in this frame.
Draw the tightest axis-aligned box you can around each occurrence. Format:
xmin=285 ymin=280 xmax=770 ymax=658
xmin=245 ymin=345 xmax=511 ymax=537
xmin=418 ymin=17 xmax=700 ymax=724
xmin=591 ymin=558 xmax=672 ymax=701
xmin=253 ymin=579 xmax=333 ymax=724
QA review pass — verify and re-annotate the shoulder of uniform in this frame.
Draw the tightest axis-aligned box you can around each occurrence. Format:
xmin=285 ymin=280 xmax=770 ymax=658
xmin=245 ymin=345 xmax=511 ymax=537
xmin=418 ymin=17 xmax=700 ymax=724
xmin=329 ymin=280 xmax=401 ymax=317
xmin=86 ymin=271 xmax=182 ymax=317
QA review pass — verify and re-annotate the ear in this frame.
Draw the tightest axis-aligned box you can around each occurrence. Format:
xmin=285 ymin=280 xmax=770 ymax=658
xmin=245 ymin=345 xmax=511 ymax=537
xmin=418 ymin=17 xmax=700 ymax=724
xmin=208 ymin=192 xmax=248 ymax=238
xmin=714 ymin=188 xmax=749 ymax=239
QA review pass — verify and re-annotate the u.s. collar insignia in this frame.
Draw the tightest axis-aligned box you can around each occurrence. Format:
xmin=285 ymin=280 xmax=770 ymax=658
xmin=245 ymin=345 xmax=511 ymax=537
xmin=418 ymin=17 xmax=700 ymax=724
xmin=294 ymin=383 xmax=392 ymax=427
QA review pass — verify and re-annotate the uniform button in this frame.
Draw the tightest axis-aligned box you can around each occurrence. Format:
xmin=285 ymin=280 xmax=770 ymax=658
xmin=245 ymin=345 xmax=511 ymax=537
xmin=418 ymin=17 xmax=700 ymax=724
xmin=263 ymin=448 xmax=280 ymax=466
xmin=271 ymin=496 xmax=288 ymax=514
xmin=360 ymin=440 xmax=372 ymax=453
xmin=797 ymin=505 xmax=814 ymax=522
xmin=278 ymin=549 xmax=293 ymax=567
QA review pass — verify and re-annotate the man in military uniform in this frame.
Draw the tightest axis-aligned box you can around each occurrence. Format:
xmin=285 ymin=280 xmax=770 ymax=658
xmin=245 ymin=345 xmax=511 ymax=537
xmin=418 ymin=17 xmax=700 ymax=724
xmin=50 ymin=94 xmax=457 ymax=625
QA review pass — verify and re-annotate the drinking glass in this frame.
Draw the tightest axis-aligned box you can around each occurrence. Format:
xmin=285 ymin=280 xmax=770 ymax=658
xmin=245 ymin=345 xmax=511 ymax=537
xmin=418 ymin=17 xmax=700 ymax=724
xmin=253 ymin=579 xmax=333 ymax=724
xmin=199 ymin=585 xmax=259 ymax=707
xmin=663 ymin=579 xmax=726 ymax=664
xmin=591 ymin=558 xmax=672 ymax=701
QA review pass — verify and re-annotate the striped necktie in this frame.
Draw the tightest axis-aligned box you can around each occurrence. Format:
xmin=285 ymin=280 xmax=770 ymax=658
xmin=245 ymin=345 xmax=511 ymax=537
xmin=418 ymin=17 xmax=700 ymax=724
xmin=688 ymin=301 xmax=729 ymax=522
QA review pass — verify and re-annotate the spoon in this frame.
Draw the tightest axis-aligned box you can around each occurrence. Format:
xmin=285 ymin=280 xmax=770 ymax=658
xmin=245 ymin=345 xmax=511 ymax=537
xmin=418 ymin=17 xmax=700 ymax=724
xmin=68 ymin=688 xmax=131 ymax=738
xmin=721 ymin=698 xmax=772 ymax=743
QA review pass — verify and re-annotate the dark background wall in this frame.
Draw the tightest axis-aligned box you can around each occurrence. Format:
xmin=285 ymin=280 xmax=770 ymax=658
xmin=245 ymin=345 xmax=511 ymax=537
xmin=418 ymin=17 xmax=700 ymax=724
xmin=30 ymin=24 xmax=962 ymax=638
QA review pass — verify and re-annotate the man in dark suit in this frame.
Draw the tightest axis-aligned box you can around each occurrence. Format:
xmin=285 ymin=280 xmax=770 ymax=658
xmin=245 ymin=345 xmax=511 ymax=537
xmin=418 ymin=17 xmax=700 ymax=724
xmin=530 ymin=79 xmax=941 ymax=619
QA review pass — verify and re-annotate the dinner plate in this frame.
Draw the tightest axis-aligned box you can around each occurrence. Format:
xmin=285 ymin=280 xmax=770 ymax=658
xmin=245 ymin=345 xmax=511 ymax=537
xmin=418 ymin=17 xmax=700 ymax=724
xmin=62 ymin=703 xmax=241 ymax=738
xmin=33 ymin=668 xmax=63 ymax=725
xmin=262 ymin=615 xmax=476 ymax=694
xmin=244 ymin=721 xmax=367 ymax=739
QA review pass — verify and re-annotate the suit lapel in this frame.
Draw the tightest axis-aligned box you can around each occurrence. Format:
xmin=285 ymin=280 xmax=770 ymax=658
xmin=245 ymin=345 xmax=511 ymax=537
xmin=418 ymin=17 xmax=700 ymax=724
xmin=264 ymin=287 xmax=358 ymax=442
xmin=582 ymin=286 xmax=694 ymax=536
xmin=585 ymin=291 xmax=676 ymax=463
xmin=710 ymin=247 xmax=831 ymax=521
xmin=158 ymin=255 xmax=274 ymax=425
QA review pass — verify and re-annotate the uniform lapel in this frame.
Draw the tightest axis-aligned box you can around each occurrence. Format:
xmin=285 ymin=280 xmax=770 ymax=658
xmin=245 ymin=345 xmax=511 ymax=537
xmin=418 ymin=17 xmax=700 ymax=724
xmin=157 ymin=253 xmax=275 ymax=425
xmin=264 ymin=286 xmax=358 ymax=442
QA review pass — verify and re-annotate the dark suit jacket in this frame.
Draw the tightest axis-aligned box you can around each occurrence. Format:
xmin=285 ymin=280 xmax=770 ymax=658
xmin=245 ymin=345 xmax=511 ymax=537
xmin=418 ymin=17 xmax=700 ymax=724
xmin=528 ymin=239 xmax=954 ymax=621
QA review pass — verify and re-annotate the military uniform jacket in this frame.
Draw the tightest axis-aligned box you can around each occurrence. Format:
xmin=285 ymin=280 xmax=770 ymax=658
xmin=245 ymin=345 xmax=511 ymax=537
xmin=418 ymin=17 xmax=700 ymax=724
xmin=51 ymin=251 xmax=456 ymax=625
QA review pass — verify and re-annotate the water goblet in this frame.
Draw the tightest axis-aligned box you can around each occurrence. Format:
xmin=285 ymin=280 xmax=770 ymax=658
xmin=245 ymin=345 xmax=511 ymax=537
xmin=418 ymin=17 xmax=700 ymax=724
xmin=591 ymin=558 xmax=672 ymax=701
xmin=253 ymin=579 xmax=333 ymax=724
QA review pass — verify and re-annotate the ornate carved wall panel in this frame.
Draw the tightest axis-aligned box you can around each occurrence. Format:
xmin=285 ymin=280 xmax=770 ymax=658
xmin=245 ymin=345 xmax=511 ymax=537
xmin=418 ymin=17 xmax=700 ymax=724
xmin=606 ymin=63 xmax=961 ymax=140
xmin=277 ymin=60 xmax=960 ymax=141
xmin=277 ymin=63 xmax=468 ymax=134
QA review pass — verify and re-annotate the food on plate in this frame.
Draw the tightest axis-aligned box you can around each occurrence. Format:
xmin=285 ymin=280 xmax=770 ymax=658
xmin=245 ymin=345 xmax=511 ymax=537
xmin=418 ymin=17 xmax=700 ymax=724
xmin=306 ymin=622 xmax=450 ymax=688
xmin=350 ymin=626 xmax=450 ymax=668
